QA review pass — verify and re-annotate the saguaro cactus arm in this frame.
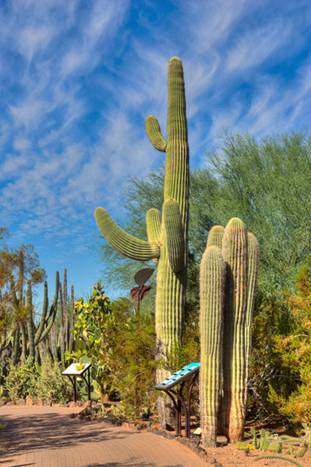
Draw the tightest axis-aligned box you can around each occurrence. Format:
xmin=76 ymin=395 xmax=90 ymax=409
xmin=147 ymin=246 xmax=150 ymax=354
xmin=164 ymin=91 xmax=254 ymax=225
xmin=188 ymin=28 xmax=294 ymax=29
xmin=145 ymin=116 xmax=167 ymax=152
xmin=200 ymin=245 xmax=225 ymax=447
xmin=245 ymin=232 xmax=259 ymax=355
xmin=146 ymin=208 xmax=161 ymax=244
xmin=95 ymin=207 xmax=160 ymax=261
xmin=163 ymin=199 xmax=184 ymax=272
xmin=207 ymin=225 xmax=224 ymax=248
xmin=222 ymin=217 xmax=248 ymax=443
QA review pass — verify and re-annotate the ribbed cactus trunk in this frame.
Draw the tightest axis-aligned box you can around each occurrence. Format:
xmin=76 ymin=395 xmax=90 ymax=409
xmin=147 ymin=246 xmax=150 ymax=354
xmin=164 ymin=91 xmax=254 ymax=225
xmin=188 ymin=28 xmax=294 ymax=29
xmin=222 ymin=218 xmax=248 ymax=442
xmin=207 ymin=225 xmax=224 ymax=249
xmin=26 ymin=281 xmax=35 ymax=359
xmin=95 ymin=57 xmax=189 ymax=427
xmin=200 ymin=245 xmax=225 ymax=446
xmin=153 ymin=57 xmax=188 ymax=372
xmin=200 ymin=219 xmax=259 ymax=445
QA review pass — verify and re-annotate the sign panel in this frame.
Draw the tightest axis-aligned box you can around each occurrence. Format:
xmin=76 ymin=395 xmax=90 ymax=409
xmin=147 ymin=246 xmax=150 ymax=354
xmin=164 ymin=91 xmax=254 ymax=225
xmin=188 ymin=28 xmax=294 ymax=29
xmin=62 ymin=362 xmax=91 ymax=376
xmin=155 ymin=362 xmax=200 ymax=390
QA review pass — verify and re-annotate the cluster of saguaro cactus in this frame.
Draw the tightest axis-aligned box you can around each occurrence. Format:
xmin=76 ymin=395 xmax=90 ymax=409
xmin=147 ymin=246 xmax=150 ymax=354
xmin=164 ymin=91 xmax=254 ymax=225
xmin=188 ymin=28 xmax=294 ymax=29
xmin=95 ymin=57 xmax=189 ymax=426
xmin=200 ymin=218 xmax=259 ymax=445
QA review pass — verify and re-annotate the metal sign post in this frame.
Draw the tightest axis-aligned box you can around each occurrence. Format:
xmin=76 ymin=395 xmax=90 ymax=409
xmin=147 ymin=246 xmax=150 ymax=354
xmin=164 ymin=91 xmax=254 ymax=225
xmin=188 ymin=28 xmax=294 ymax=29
xmin=155 ymin=362 xmax=200 ymax=438
xmin=62 ymin=362 xmax=92 ymax=402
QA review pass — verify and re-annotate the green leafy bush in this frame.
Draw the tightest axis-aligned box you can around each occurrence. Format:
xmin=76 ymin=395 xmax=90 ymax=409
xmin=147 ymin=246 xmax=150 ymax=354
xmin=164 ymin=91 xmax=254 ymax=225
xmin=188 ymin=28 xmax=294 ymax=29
xmin=71 ymin=282 xmax=157 ymax=417
xmin=33 ymin=358 xmax=72 ymax=403
xmin=267 ymin=258 xmax=311 ymax=425
xmin=4 ymin=357 xmax=71 ymax=403
xmin=4 ymin=358 xmax=38 ymax=401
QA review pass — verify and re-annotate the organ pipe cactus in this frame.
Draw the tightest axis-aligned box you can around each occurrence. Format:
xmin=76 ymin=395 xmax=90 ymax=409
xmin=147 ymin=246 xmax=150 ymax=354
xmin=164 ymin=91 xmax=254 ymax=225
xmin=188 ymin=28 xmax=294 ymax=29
xmin=26 ymin=281 xmax=35 ymax=359
xmin=95 ymin=57 xmax=189 ymax=426
xmin=34 ymin=271 xmax=60 ymax=346
xmin=199 ymin=245 xmax=225 ymax=447
xmin=200 ymin=218 xmax=259 ymax=445
xmin=20 ymin=272 xmax=60 ymax=360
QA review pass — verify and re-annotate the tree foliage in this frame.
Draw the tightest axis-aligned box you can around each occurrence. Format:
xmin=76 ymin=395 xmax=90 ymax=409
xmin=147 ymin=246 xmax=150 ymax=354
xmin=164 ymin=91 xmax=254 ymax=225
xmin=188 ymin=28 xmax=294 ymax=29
xmin=101 ymin=133 xmax=311 ymax=295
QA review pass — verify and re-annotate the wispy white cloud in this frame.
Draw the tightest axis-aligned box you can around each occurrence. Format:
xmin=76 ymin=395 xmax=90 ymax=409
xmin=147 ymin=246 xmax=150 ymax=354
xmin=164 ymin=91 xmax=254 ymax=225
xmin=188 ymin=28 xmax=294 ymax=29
xmin=226 ymin=20 xmax=296 ymax=72
xmin=0 ymin=0 xmax=310 ymax=295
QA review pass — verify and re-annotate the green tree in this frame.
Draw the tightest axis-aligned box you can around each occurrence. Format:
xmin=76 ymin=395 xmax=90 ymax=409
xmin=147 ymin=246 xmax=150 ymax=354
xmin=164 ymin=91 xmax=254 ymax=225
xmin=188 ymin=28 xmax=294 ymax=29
xmin=100 ymin=133 xmax=311 ymax=296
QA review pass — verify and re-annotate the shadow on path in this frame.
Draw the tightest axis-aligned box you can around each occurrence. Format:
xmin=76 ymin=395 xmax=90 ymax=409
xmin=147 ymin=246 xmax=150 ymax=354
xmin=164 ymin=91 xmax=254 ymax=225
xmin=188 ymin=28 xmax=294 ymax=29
xmin=0 ymin=411 xmax=135 ymax=457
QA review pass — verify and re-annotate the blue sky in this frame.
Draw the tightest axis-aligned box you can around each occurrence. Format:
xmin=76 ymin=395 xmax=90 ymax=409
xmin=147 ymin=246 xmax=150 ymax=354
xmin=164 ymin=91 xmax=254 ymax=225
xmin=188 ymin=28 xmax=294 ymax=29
xmin=0 ymin=0 xmax=311 ymax=303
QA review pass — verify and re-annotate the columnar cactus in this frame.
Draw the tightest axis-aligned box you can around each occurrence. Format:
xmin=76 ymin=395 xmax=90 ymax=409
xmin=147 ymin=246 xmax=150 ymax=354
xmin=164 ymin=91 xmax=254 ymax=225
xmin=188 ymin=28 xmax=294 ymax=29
xmin=34 ymin=271 xmax=60 ymax=346
xmin=222 ymin=218 xmax=248 ymax=442
xmin=207 ymin=225 xmax=224 ymax=249
xmin=200 ymin=218 xmax=259 ymax=445
xmin=95 ymin=57 xmax=189 ymax=426
xmin=26 ymin=281 xmax=35 ymax=359
xmin=200 ymin=245 xmax=225 ymax=446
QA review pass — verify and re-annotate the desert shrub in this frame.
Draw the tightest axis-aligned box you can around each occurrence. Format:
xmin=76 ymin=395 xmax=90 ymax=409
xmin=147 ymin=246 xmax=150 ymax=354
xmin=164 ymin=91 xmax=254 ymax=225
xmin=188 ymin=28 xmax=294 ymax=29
xmin=71 ymin=282 xmax=157 ymax=417
xmin=4 ymin=357 xmax=71 ymax=403
xmin=4 ymin=358 xmax=39 ymax=401
xmin=267 ymin=258 xmax=311 ymax=425
xmin=107 ymin=301 xmax=157 ymax=418
xmin=33 ymin=358 xmax=72 ymax=403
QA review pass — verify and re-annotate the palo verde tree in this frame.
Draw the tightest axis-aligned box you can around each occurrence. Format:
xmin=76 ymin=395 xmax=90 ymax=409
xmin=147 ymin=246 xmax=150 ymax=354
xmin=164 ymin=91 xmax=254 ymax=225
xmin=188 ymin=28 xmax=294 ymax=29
xmin=95 ymin=57 xmax=190 ymax=426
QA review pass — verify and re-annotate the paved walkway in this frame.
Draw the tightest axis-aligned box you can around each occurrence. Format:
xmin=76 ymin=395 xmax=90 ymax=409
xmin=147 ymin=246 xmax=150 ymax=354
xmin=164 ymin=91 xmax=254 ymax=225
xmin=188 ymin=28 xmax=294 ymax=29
xmin=0 ymin=405 xmax=206 ymax=466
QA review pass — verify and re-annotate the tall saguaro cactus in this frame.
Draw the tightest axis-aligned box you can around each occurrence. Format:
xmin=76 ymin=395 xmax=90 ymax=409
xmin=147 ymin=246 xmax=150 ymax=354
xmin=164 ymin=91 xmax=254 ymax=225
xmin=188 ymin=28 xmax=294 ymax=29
xmin=95 ymin=57 xmax=189 ymax=425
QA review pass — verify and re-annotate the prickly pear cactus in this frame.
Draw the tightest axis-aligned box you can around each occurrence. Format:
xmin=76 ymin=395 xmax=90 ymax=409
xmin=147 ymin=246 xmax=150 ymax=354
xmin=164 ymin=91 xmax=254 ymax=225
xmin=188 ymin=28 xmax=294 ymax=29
xmin=94 ymin=57 xmax=189 ymax=426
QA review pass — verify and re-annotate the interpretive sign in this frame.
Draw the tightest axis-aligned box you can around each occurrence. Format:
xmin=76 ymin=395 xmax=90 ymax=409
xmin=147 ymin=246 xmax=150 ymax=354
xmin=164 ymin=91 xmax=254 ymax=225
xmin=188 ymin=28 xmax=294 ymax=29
xmin=155 ymin=362 xmax=200 ymax=390
xmin=62 ymin=362 xmax=92 ymax=402
xmin=155 ymin=362 xmax=200 ymax=438
xmin=62 ymin=362 xmax=91 ymax=376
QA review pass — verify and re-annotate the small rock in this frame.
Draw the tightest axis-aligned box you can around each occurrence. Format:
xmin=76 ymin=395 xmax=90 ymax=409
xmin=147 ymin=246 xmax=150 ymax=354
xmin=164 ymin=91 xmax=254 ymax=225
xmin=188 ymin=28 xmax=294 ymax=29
xmin=16 ymin=399 xmax=26 ymax=406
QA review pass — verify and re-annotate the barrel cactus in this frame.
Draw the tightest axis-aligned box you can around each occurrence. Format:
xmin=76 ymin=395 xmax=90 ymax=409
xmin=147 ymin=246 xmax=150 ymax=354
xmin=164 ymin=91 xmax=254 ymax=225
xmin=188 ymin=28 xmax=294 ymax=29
xmin=94 ymin=57 xmax=189 ymax=426
xmin=200 ymin=218 xmax=259 ymax=444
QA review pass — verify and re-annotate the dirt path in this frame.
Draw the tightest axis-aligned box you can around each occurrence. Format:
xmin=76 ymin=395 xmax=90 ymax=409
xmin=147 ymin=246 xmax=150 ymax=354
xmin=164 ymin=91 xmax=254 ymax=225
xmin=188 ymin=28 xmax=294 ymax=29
xmin=0 ymin=405 xmax=207 ymax=466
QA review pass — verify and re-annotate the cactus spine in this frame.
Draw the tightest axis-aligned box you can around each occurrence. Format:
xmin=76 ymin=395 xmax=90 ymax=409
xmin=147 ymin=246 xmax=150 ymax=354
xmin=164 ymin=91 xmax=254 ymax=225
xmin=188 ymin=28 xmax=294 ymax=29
xmin=199 ymin=246 xmax=225 ymax=446
xmin=200 ymin=218 xmax=259 ymax=445
xmin=94 ymin=57 xmax=189 ymax=426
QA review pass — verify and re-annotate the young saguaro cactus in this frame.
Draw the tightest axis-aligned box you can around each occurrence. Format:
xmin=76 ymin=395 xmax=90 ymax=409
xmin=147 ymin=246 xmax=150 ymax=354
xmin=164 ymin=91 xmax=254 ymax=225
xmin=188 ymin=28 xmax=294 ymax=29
xmin=200 ymin=245 xmax=225 ymax=447
xmin=95 ymin=57 xmax=189 ymax=425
